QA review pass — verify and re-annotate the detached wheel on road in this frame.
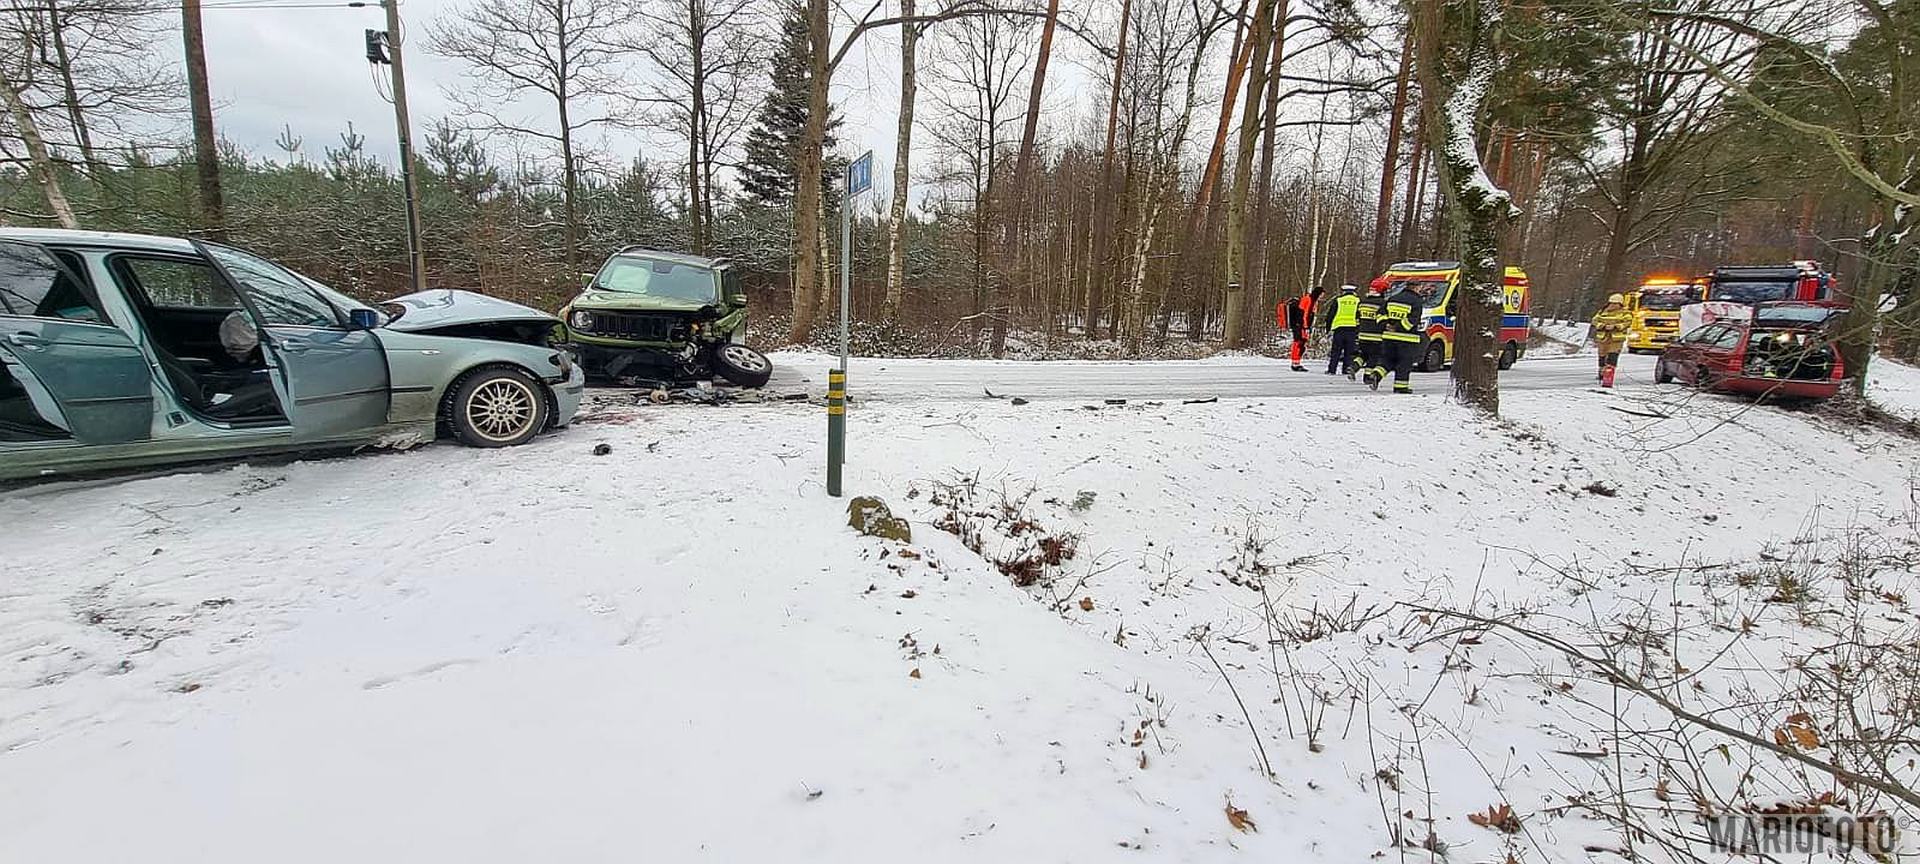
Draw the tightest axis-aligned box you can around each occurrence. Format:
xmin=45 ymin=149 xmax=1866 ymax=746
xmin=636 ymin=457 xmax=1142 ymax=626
xmin=449 ymin=367 xmax=549 ymax=448
xmin=1497 ymin=341 xmax=1518 ymax=370
xmin=710 ymin=343 xmax=773 ymax=388
xmin=1655 ymin=359 xmax=1674 ymax=384
xmin=1421 ymin=341 xmax=1447 ymax=373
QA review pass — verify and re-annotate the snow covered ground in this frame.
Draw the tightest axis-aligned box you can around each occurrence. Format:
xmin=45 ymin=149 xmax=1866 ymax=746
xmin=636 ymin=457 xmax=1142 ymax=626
xmin=1870 ymin=356 xmax=1920 ymax=422
xmin=4 ymin=358 xmax=1918 ymax=862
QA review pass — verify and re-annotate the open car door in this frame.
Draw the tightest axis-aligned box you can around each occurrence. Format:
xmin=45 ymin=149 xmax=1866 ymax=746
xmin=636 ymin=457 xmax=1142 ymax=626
xmin=0 ymin=239 xmax=152 ymax=444
xmin=192 ymin=241 xmax=390 ymax=442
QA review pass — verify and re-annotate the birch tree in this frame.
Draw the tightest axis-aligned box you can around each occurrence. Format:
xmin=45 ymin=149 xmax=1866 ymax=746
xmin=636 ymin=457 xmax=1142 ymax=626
xmin=881 ymin=0 xmax=921 ymax=322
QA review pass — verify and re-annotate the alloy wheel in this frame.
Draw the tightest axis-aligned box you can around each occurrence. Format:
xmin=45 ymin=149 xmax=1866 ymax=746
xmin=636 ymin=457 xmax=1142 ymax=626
xmin=466 ymin=377 xmax=537 ymax=443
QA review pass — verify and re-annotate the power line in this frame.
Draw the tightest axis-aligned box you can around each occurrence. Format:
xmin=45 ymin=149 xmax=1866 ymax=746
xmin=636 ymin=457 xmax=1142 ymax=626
xmin=198 ymin=1 xmax=375 ymax=9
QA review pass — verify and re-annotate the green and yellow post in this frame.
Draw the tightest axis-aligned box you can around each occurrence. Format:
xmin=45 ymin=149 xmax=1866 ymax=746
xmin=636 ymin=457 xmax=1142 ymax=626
xmin=826 ymin=368 xmax=846 ymax=497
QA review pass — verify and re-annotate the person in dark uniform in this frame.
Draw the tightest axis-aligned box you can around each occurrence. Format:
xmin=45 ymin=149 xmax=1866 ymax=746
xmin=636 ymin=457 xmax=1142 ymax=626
xmin=1366 ymin=281 xmax=1425 ymax=394
xmin=1324 ymin=284 xmax=1361 ymax=376
xmin=1355 ymin=277 xmax=1388 ymax=380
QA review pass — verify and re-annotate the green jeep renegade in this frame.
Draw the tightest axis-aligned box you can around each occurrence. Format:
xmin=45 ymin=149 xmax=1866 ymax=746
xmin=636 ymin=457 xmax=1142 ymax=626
xmin=558 ymin=248 xmax=773 ymax=387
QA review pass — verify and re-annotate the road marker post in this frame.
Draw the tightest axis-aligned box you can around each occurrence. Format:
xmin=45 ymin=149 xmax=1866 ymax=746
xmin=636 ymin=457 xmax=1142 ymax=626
xmin=827 ymin=368 xmax=846 ymax=496
xmin=827 ymin=151 xmax=872 ymax=498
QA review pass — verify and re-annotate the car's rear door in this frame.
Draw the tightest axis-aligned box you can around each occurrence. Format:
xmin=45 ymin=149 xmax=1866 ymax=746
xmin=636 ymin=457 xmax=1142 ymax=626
xmin=0 ymin=240 xmax=152 ymax=444
xmin=192 ymin=242 xmax=390 ymax=441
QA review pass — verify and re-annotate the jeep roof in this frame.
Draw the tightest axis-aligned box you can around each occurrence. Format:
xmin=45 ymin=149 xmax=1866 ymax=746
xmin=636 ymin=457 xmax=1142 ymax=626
xmin=606 ymin=247 xmax=733 ymax=271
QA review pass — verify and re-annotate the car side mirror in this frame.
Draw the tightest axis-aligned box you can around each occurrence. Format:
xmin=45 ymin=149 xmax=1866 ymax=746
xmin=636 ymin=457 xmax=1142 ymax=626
xmin=728 ymin=293 xmax=748 ymax=307
xmin=348 ymin=308 xmax=379 ymax=330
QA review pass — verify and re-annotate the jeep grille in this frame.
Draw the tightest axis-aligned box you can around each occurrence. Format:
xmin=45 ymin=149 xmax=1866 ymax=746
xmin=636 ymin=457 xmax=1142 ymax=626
xmin=585 ymin=311 xmax=687 ymax=342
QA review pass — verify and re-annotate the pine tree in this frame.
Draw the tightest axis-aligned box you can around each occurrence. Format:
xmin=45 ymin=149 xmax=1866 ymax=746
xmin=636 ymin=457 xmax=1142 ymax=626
xmin=739 ymin=0 xmax=841 ymax=206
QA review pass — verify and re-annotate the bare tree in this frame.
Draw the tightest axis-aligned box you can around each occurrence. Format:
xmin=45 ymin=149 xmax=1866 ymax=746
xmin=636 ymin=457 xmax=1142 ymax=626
xmin=1571 ymin=5 xmax=1753 ymax=302
xmin=0 ymin=58 xmax=76 ymax=227
xmin=625 ymin=0 xmax=763 ymax=254
xmin=1085 ymin=0 xmax=1134 ymax=340
xmin=1221 ymin=0 xmax=1283 ymax=347
xmin=992 ymin=0 xmax=1060 ymax=355
xmin=1115 ymin=0 xmax=1231 ymax=351
xmin=881 ymin=0 xmax=921 ymax=322
xmin=431 ymin=0 xmax=635 ymax=277
xmin=924 ymin=11 xmax=1034 ymax=335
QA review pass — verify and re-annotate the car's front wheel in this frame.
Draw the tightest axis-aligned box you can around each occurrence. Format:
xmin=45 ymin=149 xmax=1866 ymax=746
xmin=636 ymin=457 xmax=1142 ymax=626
xmin=710 ymin=343 xmax=773 ymax=388
xmin=448 ymin=367 xmax=549 ymax=448
xmin=1497 ymin=341 xmax=1518 ymax=370
xmin=1421 ymin=341 xmax=1447 ymax=373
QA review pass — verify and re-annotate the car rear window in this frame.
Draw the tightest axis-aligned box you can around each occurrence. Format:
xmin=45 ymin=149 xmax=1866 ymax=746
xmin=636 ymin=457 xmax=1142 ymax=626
xmin=1753 ymin=305 xmax=1837 ymax=328
xmin=0 ymin=242 xmax=107 ymax=324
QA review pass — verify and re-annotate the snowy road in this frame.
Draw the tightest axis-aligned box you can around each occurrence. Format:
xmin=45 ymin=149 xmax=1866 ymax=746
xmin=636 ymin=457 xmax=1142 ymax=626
xmin=762 ymin=349 xmax=1646 ymax=402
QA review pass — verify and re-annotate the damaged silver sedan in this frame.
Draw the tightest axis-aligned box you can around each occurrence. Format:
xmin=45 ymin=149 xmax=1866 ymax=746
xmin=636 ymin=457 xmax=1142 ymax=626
xmin=0 ymin=228 xmax=584 ymax=482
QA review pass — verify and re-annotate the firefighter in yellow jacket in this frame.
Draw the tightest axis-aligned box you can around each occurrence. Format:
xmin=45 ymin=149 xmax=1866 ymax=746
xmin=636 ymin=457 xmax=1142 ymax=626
xmin=1590 ymin=294 xmax=1634 ymax=388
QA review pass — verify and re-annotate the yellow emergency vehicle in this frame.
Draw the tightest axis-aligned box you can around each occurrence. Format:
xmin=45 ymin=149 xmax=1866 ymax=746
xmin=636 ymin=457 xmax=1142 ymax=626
xmin=1623 ymin=276 xmax=1704 ymax=353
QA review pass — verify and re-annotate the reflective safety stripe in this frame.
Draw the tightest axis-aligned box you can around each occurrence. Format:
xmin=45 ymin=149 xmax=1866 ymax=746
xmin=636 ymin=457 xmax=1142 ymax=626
xmin=1381 ymin=332 xmax=1422 ymax=343
xmin=1357 ymin=333 xmax=1383 ymax=342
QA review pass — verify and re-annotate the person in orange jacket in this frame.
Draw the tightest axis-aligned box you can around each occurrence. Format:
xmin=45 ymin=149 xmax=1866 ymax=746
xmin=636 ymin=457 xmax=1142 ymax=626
xmin=1278 ymin=287 xmax=1324 ymax=371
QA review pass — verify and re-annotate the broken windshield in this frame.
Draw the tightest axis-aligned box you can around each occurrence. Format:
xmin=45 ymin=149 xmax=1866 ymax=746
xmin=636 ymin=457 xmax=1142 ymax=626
xmin=594 ymin=257 xmax=719 ymax=304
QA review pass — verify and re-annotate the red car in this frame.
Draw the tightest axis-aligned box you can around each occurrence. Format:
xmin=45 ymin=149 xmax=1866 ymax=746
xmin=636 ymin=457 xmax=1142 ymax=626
xmin=1656 ymin=302 xmax=1846 ymax=400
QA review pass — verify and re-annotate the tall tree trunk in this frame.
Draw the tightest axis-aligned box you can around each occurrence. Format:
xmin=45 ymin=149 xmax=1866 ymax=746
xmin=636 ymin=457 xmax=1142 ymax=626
xmin=46 ymin=7 xmax=101 ymax=176
xmin=1371 ymin=27 xmax=1414 ymax=273
xmin=1247 ymin=24 xmax=1285 ymax=342
xmin=1221 ymin=0 xmax=1280 ymax=347
xmin=687 ymin=0 xmax=707 ymax=254
xmin=1396 ymin=106 xmax=1427 ymax=261
xmin=0 ymin=68 xmax=79 ymax=228
xmin=1084 ymin=0 xmax=1132 ymax=342
xmin=1187 ymin=0 xmax=1255 ymax=229
xmin=1416 ymin=0 xmax=1512 ymax=415
xmin=788 ymin=0 xmax=831 ymax=344
xmin=992 ymin=0 xmax=1061 ymax=356
xmin=882 ymin=2 xmax=918 ymax=322
xmin=1595 ymin=185 xmax=1638 ymax=308
xmin=182 ymin=0 xmax=226 ymax=239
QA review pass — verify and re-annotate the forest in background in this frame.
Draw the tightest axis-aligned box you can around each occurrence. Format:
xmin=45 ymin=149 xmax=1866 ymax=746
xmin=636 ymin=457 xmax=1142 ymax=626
xmin=1 ymin=0 xmax=1915 ymax=393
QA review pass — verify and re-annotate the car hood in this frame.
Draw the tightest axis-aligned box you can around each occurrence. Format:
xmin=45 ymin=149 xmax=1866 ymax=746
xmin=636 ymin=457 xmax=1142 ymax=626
xmin=569 ymin=289 xmax=713 ymax=313
xmin=381 ymin=289 xmax=558 ymax=331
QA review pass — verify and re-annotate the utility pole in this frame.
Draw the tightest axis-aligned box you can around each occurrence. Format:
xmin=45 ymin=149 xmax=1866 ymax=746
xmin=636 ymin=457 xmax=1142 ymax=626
xmin=182 ymin=0 xmax=227 ymax=240
xmin=381 ymin=0 xmax=427 ymax=293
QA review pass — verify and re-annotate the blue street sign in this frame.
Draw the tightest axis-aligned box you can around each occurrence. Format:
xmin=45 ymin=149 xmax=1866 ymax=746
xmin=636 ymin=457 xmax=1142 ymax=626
xmin=847 ymin=151 xmax=873 ymax=196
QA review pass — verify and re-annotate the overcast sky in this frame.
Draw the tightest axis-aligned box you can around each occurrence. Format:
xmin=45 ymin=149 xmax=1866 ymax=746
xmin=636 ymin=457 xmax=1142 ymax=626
xmin=197 ymin=0 xmax=1094 ymax=200
xmin=188 ymin=0 xmax=1386 ymax=211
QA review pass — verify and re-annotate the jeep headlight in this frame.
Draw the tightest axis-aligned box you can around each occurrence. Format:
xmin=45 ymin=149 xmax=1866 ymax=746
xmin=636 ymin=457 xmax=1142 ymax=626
xmin=568 ymin=309 xmax=593 ymax=330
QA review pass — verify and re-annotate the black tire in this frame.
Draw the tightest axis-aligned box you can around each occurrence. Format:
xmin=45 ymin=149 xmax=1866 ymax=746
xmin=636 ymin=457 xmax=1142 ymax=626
xmin=1421 ymin=341 xmax=1447 ymax=373
xmin=709 ymin=343 xmax=773 ymax=388
xmin=1497 ymin=341 xmax=1518 ymax=370
xmin=447 ymin=366 xmax=549 ymax=448
xmin=1655 ymin=359 xmax=1674 ymax=384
